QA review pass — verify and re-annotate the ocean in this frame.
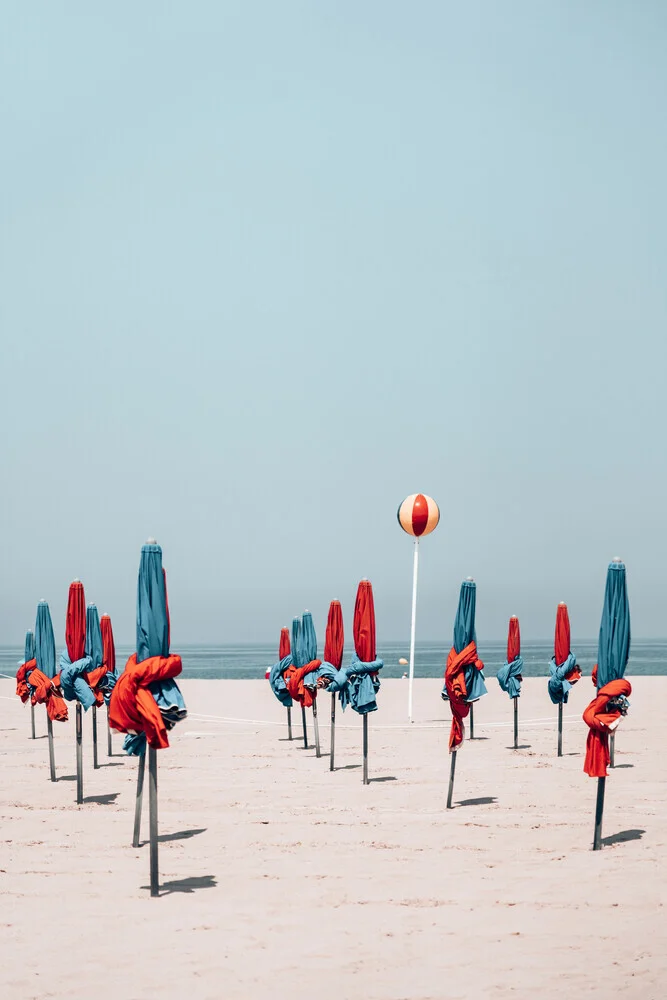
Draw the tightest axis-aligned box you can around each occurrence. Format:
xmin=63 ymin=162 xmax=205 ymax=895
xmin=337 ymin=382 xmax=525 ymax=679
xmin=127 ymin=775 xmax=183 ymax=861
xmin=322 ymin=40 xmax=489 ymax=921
xmin=2 ymin=639 xmax=665 ymax=680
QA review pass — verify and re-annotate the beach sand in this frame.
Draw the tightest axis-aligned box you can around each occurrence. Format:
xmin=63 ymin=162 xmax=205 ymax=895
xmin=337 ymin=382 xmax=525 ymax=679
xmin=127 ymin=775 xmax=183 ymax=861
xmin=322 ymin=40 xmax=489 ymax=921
xmin=0 ymin=676 xmax=665 ymax=1000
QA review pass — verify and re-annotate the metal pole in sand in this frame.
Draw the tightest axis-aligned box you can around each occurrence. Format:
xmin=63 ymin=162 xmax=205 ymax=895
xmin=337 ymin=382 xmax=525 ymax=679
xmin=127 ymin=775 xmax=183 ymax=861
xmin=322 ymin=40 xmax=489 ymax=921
xmin=148 ymin=746 xmax=159 ymax=897
xmin=301 ymin=704 xmax=308 ymax=749
xmin=593 ymin=777 xmax=606 ymax=850
xmin=286 ymin=706 xmax=293 ymax=741
xmin=557 ymin=702 xmax=563 ymax=757
xmin=107 ymin=708 xmax=113 ymax=756
xmin=92 ymin=706 xmax=99 ymax=769
xmin=407 ymin=538 xmax=419 ymax=723
xmin=132 ymin=752 xmax=146 ymax=848
xmin=469 ymin=703 xmax=475 ymax=739
xmin=47 ymin=716 xmax=56 ymax=782
xmin=609 ymin=733 xmax=615 ymax=768
xmin=312 ymin=699 xmax=321 ymax=757
xmin=513 ymin=697 xmax=518 ymax=749
xmin=362 ymin=714 xmax=369 ymax=785
xmin=30 ymin=703 xmax=36 ymax=739
xmin=75 ymin=703 xmax=83 ymax=804
xmin=330 ymin=694 xmax=336 ymax=771
xmin=447 ymin=751 xmax=457 ymax=808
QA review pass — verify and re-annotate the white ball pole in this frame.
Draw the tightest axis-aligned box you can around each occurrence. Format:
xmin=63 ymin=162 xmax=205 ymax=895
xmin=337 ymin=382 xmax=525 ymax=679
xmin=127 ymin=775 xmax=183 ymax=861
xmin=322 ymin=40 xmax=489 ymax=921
xmin=407 ymin=538 xmax=420 ymax=723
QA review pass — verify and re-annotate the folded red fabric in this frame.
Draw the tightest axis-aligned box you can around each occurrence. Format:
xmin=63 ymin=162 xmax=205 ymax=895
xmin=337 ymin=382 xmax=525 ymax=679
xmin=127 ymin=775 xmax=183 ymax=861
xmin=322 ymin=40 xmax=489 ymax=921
xmin=444 ymin=642 xmax=484 ymax=751
xmin=583 ymin=678 xmax=631 ymax=777
xmin=108 ymin=653 xmax=183 ymax=750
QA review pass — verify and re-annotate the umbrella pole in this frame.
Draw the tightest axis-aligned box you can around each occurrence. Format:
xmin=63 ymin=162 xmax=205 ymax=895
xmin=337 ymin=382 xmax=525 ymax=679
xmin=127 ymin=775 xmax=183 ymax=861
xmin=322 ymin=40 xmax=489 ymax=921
xmin=362 ymin=713 xmax=369 ymax=785
xmin=593 ymin=776 xmax=606 ymax=850
xmin=47 ymin=715 xmax=56 ymax=782
xmin=287 ymin=706 xmax=293 ymax=741
xmin=107 ymin=707 xmax=113 ymax=756
xmin=31 ymin=703 xmax=36 ymax=739
xmin=469 ymin=703 xmax=474 ymax=739
xmin=557 ymin=702 xmax=563 ymax=757
xmin=75 ymin=703 xmax=83 ymax=805
xmin=407 ymin=538 xmax=419 ymax=722
xmin=329 ymin=693 xmax=336 ymax=771
xmin=301 ymin=704 xmax=308 ymax=749
xmin=609 ymin=733 xmax=615 ymax=768
xmin=513 ymin=697 xmax=518 ymax=749
xmin=447 ymin=750 xmax=457 ymax=808
xmin=148 ymin=746 xmax=159 ymax=897
xmin=313 ymin=700 xmax=321 ymax=758
xmin=132 ymin=752 xmax=146 ymax=848
xmin=92 ymin=706 xmax=99 ymax=769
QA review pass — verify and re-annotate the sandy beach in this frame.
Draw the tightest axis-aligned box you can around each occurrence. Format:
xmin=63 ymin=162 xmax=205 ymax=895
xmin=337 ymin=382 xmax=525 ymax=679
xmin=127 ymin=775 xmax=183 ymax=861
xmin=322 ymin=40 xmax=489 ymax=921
xmin=1 ymin=676 xmax=665 ymax=1000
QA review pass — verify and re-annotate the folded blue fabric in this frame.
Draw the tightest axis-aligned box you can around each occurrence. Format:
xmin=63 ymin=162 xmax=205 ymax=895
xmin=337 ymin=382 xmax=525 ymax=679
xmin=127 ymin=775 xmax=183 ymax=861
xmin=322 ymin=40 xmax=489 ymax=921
xmin=329 ymin=656 xmax=383 ymax=715
xmin=497 ymin=655 xmax=523 ymax=699
xmin=548 ymin=651 xmax=577 ymax=705
xmin=58 ymin=651 xmax=96 ymax=710
xmin=269 ymin=654 xmax=293 ymax=707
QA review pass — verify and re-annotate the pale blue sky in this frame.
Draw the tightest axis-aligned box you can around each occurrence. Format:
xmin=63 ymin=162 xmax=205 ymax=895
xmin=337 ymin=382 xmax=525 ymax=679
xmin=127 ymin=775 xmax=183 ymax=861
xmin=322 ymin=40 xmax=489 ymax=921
xmin=1 ymin=2 xmax=665 ymax=646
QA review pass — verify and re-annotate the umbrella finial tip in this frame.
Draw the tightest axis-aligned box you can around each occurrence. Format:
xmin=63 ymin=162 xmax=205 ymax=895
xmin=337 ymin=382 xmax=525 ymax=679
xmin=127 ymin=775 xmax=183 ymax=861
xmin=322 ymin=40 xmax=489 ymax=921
xmin=466 ymin=576 xmax=474 ymax=582
xmin=146 ymin=536 xmax=157 ymax=544
xmin=612 ymin=556 xmax=622 ymax=563
xmin=73 ymin=578 xmax=80 ymax=583
xmin=559 ymin=601 xmax=567 ymax=606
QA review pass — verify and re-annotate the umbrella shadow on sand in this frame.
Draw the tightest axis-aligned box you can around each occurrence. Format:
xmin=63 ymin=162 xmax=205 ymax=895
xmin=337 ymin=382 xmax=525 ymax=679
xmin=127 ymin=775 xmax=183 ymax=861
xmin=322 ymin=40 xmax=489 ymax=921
xmin=601 ymin=828 xmax=645 ymax=847
xmin=456 ymin=796 xmax=497 ymax=807
xmin=142 ymin=875 xmax=217 ymax=895
xmin=138 ymin=828 xmax=207 ymax=847
xmin=83 ymin=793 xmax=119 ymax=805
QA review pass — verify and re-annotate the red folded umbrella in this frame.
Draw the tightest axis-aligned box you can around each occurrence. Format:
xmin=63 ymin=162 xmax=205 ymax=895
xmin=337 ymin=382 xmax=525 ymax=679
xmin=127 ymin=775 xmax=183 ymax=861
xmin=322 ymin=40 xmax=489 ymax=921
xmin=507 ymin=616 xmax=521 ymax=663
xmin=100 ymin=615 xmax=116 ymax=673
xmin=28 ymin=668 xmax=68 ymax=722
xmin=555 ymin=603 xmax=570 ymax=667
xmin=353 ymin=581 xmax=375 ymax=662
xmin=66 ymin=581 xmax=86 ymax=662
xmin=279 ymin=627 xmax=291 ymax=660
xmin=16 ymin=659 xmax=37 ymax=703
xmin=324 ymin=601 xmax=344 ymax=669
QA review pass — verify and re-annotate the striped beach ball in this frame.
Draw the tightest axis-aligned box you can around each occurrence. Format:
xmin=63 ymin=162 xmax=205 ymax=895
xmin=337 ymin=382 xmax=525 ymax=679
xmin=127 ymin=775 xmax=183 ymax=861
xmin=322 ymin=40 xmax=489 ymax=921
xmin=397 ymin=494 xmax=440 ymax=537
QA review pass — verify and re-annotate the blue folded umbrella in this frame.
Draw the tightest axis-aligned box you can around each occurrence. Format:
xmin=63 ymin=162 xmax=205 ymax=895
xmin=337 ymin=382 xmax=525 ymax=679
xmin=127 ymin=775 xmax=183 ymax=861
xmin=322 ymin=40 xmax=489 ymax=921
xmin=442 ymin=580 xmax=487 ymax=703
xmin=35 ymin=602 xmax=56 ymax=679
xmin=597 ymin=560 xmax=630 ymax=689
xmin=124 ymin=541 xmax=187 ymax=756
xmin=24 ymin=630 xmax=35 ymax=664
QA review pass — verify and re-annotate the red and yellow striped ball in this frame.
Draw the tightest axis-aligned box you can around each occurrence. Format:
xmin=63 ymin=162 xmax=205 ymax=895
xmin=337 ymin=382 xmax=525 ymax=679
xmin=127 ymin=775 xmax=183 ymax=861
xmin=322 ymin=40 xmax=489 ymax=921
xmin=397 ymin=494 xmax=440 ymax=537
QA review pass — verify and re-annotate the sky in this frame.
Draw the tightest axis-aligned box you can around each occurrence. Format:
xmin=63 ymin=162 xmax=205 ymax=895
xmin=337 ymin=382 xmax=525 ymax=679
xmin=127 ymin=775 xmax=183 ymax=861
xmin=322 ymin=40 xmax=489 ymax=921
xmin=1 ymin=2 xmax=666 ymax=647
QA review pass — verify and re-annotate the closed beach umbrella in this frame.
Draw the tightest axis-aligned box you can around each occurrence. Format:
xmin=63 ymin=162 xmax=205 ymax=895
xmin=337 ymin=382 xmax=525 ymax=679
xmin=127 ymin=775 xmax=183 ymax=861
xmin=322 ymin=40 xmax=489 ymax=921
xmin=85 ymin=604 xmax=105 ymax=770
xmin=23 ymin=630 xmax=36 ymax=738
xmin=35 ymin=601 xmax=64 ymax=780
xmin=269 ymin=627 xmax=293 ymax=739
xmin=323 ymin=600 xmax=344 ymax=771
xmin=285 ymin=613 xmax=322 ymax=750
xmin=62 ymin=581 xmax=88 ymax=804
xmin=548 ymin=603 xmax=582 ymax=756
xmin=497 ymin=616 xmax=523 ymax=749
xmin=351 ymin=580 xmax=382 ymax=785
xmin=108 ymin=540 xmax=186 ymax=893
xmin=279 ymin=627 xmax=291 ymax=660
xmin=101 ymin=614 xmax=117 ymax=756
xmin=442 ymin=580 xmax=486 ymax=808
xmin=585 ymin=559 xmax=631 ymax=849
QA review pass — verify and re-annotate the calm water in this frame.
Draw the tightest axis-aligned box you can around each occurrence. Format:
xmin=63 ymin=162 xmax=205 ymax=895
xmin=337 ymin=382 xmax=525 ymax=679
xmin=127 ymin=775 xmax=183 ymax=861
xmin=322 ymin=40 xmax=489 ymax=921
xmin=2 ymin=640 xmax=665 ymax=680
